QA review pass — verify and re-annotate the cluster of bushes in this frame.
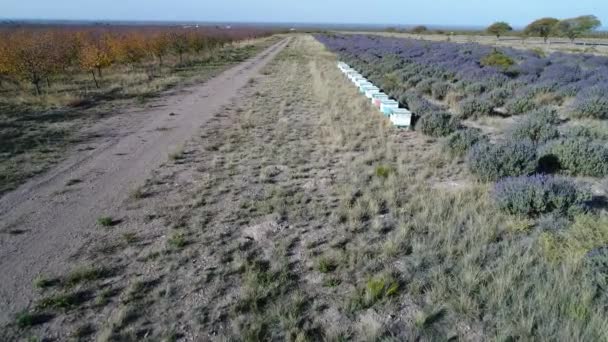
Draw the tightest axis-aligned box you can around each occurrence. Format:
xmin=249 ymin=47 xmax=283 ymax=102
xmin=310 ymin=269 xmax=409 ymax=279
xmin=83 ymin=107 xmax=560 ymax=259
xmin=442 ymin=128 xmax=487 ymax=157
xmin=458 ymin=98 xmax=495 ymax=119
xmin=416 ymin=112 xmax=459 ymax=137
xmin=540 ymin=138 xmax=608 ymax=177
xmin=493 ymin=175 xmax=590 ymax=216
xmin=508 ymin=108 xmax=559 ymax=143
xmin=467 ymin=139 xmax=538 ymax=181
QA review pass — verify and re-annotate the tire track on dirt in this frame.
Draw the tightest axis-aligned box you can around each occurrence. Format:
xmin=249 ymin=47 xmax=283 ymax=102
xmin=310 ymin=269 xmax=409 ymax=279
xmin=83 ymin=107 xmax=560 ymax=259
xmin=0 ymin=37 xmax=290 ymax=323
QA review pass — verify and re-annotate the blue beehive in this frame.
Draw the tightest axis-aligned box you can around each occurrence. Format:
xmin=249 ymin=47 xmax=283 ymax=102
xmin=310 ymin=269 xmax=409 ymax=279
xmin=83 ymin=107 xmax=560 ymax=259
xmin=380 ymin=100 xmax=399 ymax=116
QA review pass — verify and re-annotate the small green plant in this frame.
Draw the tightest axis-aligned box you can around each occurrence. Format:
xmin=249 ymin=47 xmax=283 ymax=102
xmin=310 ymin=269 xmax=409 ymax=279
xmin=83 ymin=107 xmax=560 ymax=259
xmin=33 ymin=276 xmax=58 ymax=289
xmin=374 ymin=165 xmax=393 ymax=179
xmin=323 ymin=276 xmax=342 ymax=287
xmin=167 ymin=233 xmax=187 ymax=249
xmin=95 ymin=288 xmax=113 ymax=306
xmin=317 ymin=257 xmax=337 ymax=273
xmin=122 ymin=232 xmax=138 ymax=244
xmin=16 ymin=311 xmax=35 ymax=328
xmin=481 ymin=49 xmax=515 ymax=69
xmin=97 ymin=216 xmax=114 ymax=227
xmin=37 ymin=292 xmax=83 ymax=310
xmin=66 ymin=266 xmax=110 ymax=286
xmin=349 ymin=275 xmax=399 ymax=311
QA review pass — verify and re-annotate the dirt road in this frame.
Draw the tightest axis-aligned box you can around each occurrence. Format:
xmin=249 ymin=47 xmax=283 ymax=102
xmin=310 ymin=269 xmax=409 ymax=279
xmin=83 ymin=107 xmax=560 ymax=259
xmin=0 ymin=38 xmax=289 ymax=323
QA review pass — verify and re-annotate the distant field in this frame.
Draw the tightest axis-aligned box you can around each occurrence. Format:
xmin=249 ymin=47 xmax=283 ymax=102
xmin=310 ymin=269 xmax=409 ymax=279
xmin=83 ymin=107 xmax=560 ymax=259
xmin=346 ymin=31 xmax=608 ymax=55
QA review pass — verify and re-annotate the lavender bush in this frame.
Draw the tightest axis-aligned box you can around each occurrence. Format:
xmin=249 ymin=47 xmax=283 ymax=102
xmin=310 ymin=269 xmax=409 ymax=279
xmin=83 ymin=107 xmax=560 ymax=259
xmin=416 ymin=112 xmax=459 ymax=137
xmin=493 ymin=175 xmax=590 ymax=216
xmin=539 ymin=138 xmax=608 ymax=177
xmin=443 ymin=128 xmax=487 ymax=157
xmin=458 ymin=98 xmax=495 ymax=119
xmin=467 ymin=140 xmax=537 ymax=181
xmin=508 ymin=108 xmax=560 ymax=143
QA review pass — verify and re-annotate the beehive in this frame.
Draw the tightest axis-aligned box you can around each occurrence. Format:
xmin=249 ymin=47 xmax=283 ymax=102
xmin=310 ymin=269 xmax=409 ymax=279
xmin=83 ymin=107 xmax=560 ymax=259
xmin=380 ymin=100 xmax=399 ymax=116
xmin=364 ymin=87 xmax=380 ymax=99
xmin=360 ymin=84 xmax=376 ymax=94
xmin=372 ymin=93 xmax=389 ymax=107
xmin=390 ymin=109 xmax=412 ymax=127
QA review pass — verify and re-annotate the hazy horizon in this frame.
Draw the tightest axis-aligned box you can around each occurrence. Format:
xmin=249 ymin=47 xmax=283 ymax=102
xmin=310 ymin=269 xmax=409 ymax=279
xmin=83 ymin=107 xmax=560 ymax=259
xmin=3 ymin=0 xmax=607 ymax=28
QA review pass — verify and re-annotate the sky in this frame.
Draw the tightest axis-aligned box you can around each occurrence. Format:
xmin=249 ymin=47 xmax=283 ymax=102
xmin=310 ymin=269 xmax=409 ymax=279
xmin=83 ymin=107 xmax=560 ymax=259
xmin=2 ymin=0 xmax=607 ymax=28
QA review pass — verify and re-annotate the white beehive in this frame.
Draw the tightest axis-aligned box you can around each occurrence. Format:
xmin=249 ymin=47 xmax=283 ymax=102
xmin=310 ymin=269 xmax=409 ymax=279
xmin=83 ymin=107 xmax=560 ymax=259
xmin=365 ymin=87 xmax=380 ymax=98
xmin=372 ymin=93 xmax=389 ymax=107
xmin=360 ymin=84 xmax=376 ymax=94
xmin=390 ymin=109 xmax=412 ymax=127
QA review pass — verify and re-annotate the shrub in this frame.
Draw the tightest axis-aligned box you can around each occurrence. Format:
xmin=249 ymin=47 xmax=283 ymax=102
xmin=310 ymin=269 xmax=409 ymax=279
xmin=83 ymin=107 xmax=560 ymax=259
xmin=399 ymin=91 xmax=440 ymax=116
xmin=493 ymin=175 xmax=590 ymax=216
xmin=563 ymin=125 xmax=608 ymax=140
xmin=467 ymin=140 xmax=537 ymax=181
xmin=416 ymin=112 xmax=459 ymax=137
xmin=415 ymin=78 xmax=435 ymax=95
xmin=539 ymin=138 xmax=608 ymax=177
xmin=443 ymin=128 xmax=487 ymax=157
xmin=457 ymin=97 xmax=494 ymax=119
xmin=485 ymin=87 xmax=511 ymax=107
xmin=465 ymin=82 xmax=486 ymax=95
xmin=505 ymin=95 xmax=537 ymax=115
xmin=569 ymin=96 xmax=608 ymax=119
xmin=431 ymin=81 xmax=450 ymax=100
xmin=481 ymin=50 xmax=515 ymax=69
xmin=508 ymin=108 xmax=559 ymax=143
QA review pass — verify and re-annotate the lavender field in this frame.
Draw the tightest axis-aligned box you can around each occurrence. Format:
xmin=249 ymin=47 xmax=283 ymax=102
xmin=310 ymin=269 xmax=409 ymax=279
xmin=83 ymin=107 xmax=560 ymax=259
xmin=317 ymin=34 xmax=608 ymax=120
xmin=313 ymin=33 xmax=608 ymax=339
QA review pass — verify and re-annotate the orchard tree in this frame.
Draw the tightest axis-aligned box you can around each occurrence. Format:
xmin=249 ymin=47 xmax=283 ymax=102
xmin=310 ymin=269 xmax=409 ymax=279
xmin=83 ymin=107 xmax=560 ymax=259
xmin=557 ymin=15 xmax=602 ymax=42
xmin=170 ymin=31 xmax=190 ymax=64
xmin=411 ymin=25 xmax=428 ymax=34
xmin=79 ymin=36 xmax=113 ymax=88
xmin=3 ymin=31 xmax=55 ymax=95
xmin=486 ymin=21 xmax=513 ymax=40
xmin=0 ymin=37 xmax=12 ymax=88
xmin=188 ymin=31 xmax=209 ymax=56
xmin=524 ymin=17 xmax=560 ymax=43
xmin=110 ymin=33 xmax=147 ymax=69
xmin=148 ymin=32 xmax=170 ymax=67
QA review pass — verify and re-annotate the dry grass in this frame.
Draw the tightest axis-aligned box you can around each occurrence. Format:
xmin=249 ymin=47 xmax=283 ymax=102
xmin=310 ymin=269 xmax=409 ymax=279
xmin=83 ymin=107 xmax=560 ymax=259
xmin=5 ymin=34 xmax=608 ymax=341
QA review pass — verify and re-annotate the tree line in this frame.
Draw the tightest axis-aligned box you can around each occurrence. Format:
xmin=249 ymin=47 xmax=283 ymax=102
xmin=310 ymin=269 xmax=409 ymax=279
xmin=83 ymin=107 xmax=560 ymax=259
xmin=404 ymin=15 xmax=602 ymax=42
xmin=0 ymin=26 xmax=272 ymax=95
xmin=488 ymin=15 xmax=602 ymax=42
